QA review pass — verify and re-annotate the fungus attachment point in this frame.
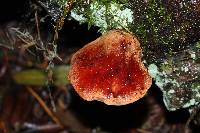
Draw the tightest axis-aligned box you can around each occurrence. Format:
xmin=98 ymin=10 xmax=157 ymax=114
xmin=68 ymin=30 xmax=152 ymax=105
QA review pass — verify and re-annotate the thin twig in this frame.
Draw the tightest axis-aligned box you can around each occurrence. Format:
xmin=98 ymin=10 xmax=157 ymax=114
xmin=26 ymin=87 xmax=63 ymax=128
xmin=22 ymin=122 xmax=62 ymax=133
xmin=0 ymin=43 xmax=14 ymax=50
xmin=35 ymin=10 xmax=44 ymax=48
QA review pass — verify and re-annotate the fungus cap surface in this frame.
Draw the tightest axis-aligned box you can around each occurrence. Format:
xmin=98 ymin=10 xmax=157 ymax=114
xmin=68 ymin=30 xmax=152 ymax=105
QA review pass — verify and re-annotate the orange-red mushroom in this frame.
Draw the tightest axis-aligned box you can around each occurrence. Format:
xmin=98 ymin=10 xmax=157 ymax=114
xmin=68 ymin=30 xmax=152 ymax=105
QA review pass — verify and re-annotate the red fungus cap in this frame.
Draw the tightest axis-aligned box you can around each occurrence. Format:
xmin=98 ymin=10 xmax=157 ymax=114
xmin=68 ymin=30 xmax=152 ymax=105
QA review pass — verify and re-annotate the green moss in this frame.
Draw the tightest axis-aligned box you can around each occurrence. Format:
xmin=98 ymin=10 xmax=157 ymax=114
xmin=52 ymin=0 xmax=67 ymax=6
xmin=196 ymin=41 xmax=200 ymax=49
xmin=160 ymin=63 xmax=173 ymax=75
xmin=130 ymin=1 xmax=169 ymax=43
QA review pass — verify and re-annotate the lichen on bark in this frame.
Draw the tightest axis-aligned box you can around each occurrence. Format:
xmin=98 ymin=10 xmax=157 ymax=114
xmin=148 ymin=41 xmax=200 ymax=110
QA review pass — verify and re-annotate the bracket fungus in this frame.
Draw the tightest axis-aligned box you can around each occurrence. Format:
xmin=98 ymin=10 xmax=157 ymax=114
xmin=68 ymin=30 xmax=152 ymax=105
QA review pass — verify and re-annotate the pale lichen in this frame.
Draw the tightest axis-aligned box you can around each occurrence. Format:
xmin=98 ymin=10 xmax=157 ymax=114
xmin=148 ymin=42 xmax=200 ymax=111
xmin=70 ymin=8 xmax=86 ymax=23
xmin=70 ymin=1 xmax=134 ymax=33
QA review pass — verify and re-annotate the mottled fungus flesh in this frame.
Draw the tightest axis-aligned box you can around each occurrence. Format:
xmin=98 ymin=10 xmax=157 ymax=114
xmin=68 ymin=30 xmax=152 ymax=105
